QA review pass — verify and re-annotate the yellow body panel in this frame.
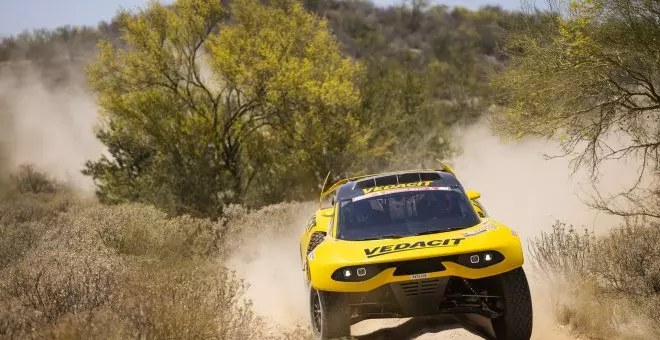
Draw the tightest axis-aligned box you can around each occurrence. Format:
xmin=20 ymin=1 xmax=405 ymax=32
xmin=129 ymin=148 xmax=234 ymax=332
xmin=299 ymin=207 xmax=334 ymax=259
xmin=304 ymin=220 xmax=522 ymax=292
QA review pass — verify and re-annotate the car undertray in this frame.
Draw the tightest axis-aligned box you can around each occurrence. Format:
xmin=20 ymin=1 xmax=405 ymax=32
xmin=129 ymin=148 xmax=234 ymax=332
xmin=346 ymin=275 xmax=503 ymax=325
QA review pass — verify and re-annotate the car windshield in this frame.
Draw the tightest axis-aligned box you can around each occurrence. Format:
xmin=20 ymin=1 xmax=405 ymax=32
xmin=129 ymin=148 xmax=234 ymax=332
xmin=337 ymin=187 xmax=480 ymax=241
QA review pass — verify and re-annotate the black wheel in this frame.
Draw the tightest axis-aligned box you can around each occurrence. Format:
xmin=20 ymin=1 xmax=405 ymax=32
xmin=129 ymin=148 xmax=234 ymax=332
xmin=491 ymin=267 xmax=533 ymax=340
xmin=307 ymin=231 xmax=326 ymax=254
xmin=309 ymin=288 xmax=350 ymax=339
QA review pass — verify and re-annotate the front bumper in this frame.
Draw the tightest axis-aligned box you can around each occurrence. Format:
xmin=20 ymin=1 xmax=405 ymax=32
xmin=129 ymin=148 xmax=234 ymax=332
xmin=307 ymin=222 xmax=524 ymax=292
xmin=310 ymin=246 xmax=523 ymax=292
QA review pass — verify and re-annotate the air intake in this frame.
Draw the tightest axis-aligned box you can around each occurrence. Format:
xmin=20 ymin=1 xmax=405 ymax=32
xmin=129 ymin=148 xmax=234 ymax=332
xmin=393 ymin=257 xmax=446 ymax=276
xmin=354 ymin=172 xmax=441 ymax=190
xmin=398 ymin=279 xmax=442 ymax=296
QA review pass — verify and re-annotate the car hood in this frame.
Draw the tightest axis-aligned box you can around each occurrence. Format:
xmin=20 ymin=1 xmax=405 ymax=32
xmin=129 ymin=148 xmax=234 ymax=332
xmin=310 ymin=219 xmax=520 ymax=266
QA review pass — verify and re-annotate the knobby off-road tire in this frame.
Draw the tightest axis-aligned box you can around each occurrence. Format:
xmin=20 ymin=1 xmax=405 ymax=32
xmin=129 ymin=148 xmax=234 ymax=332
xmin=309 ymin=288 xmax=350 ymax=340
xmin=491 ymin=267 xmax=533 ymax=340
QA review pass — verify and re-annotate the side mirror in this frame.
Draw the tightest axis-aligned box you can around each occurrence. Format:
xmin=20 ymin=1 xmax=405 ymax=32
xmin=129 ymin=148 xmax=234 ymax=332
xmin=466 ymin=190 xmax=481 ymax=200
xmin=321 ymin=210 xmax=334 ymax=217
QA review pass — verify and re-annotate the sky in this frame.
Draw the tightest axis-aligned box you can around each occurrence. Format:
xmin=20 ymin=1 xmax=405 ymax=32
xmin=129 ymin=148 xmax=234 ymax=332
xmin=0 ymin=0 xmax=525 ymax=37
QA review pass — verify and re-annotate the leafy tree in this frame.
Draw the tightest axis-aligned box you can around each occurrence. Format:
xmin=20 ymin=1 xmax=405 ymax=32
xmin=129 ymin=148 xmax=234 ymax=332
xmin=84 ymin=0 xmax=372 ymax=216
xmin=0 ymin=0 xmax=528 ymax=216
xmin=491 ymin=0 xmax=660 ymax=217
xmin=357 ymin=52 xmax=455 ymax=170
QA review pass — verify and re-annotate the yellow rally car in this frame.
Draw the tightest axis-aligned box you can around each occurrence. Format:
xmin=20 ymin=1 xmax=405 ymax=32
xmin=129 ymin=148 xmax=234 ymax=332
xmin=299 ymin=165 xmax=532 ymax=339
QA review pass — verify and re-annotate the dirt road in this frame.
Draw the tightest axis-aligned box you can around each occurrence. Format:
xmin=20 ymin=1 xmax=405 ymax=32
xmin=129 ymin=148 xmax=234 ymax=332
xmin=352 ymin=315 xmax=575 ymax=339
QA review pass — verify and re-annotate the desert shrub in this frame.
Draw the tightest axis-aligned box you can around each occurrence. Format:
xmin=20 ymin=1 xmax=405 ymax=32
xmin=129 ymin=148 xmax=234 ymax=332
xmin=0 ymin=221 xmax=45 ymax=269
xmin=35 ymin=309 xmax=131 ymax=340
xmin=3 ymin=250 xmax=119 ymax=323
xmin=10 ymin=164 xmax=58 ymax=194
xmin=0 ymin=297 xmax=40 ymax=339
xmin=590 ymin=219 xmax=660 ymax=297
xmin=1 ymin=257 xmax=272 ymax=339
xmin=0 ymin=166 xmax=316 ymax=339
xmin=0 ymin=166 xmax=80 ymax=270
xmin=0 ymin=194 xmax=300 ymax=339
xmin=531 ymin=219 xmax=660 ymax=338
xmin=529 ymin=220 xmax=596 ymax=280
xmin=73 ymin=203 xmax=224 ymax=258
xmin=117 ymin=261 xmax=268 ymax=339
xmin=0 ymin=189 xmax=76 ymax=225
xmin=0 ymin=250 xmax=120 ymax=339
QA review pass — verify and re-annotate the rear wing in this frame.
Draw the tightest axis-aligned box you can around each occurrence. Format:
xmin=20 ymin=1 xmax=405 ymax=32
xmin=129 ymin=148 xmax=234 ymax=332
xmin=318 ymin=160 xmax=458 ymax=208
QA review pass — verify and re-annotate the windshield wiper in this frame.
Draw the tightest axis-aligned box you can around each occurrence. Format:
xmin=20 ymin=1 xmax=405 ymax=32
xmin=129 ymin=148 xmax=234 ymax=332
xmin=359 ymin=234 xmax=403 ymax=241
xmin=413 ymin=227 xmax=464 ymax=236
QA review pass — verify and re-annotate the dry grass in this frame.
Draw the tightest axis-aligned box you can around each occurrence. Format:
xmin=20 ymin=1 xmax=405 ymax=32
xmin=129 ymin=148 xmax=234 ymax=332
xmin=116 ymin=262 xmax=265 ymax=339
xmin=0 ymin=165 xmax=312 ymax=339
xmin=530 ymin=219 xmax=660 ymax=339
xmin=529 ymin=221 xmax=596 ymax=280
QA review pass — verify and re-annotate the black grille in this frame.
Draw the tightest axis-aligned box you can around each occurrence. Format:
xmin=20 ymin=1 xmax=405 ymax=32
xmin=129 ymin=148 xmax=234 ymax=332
xmin=399 ymin=279 xmax=441 ymax=296
xmin=393 ymin=257 xmax=446 ymax=276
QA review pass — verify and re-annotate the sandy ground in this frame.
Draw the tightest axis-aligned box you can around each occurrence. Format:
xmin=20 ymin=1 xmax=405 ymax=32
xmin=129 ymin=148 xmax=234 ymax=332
xmin=352 ymin=318 xmax=574 ymax=339
xmin=347 ymin=275 xmax=577 ymax=340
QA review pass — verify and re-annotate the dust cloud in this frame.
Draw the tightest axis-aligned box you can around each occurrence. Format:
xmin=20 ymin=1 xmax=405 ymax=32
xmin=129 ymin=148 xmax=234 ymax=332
xmin=231 ymin=226 xmax=310 ymax=328
xmin=450 ymin=122 xmax=633 ymax=240
xmin=0 ymin=63 xmax=104 ymax=191
xmin=225 ymin=203 xmax=317 ymax=331
xmin=448 ymin=121 xmax=641 ymax=339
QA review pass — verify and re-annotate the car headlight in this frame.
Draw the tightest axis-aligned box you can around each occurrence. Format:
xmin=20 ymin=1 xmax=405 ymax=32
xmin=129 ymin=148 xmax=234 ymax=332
xmin=454 ymin=250 xmax=504 ymax=268
xmin=331 ymin=264 xmax=388 ymax=282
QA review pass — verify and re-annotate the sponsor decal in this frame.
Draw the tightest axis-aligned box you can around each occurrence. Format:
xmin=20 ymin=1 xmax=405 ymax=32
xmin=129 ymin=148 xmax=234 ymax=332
xmin=354 ymin=182 xmax=451 ymax=202
xmin=411 ymin=273 xmax=429 ymax=279
xmin=461 ymin=224 xmax=498 ymax=237
xmin=362 ymin=181 xmax=433 ymax=195
xmin=363 ymin=238 xmax=465 ymax=258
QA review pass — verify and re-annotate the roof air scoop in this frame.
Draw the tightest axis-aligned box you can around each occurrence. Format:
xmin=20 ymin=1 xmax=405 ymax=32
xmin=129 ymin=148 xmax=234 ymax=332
xmin=354 ymin=172 xmax=441 ymax=190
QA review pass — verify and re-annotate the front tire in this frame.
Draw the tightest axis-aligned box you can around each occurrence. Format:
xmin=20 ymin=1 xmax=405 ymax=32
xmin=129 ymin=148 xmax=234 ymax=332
xmin=309 ymin=288 xmax=350 ymax=339
xmin=491 ymin=267 xmax=533 ymax=340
